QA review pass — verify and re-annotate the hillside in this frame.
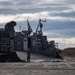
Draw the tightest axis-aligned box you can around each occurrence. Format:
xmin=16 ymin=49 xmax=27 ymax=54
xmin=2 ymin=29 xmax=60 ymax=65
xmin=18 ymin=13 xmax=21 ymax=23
xmin=62 ymin=47 xmax=75 ymax=57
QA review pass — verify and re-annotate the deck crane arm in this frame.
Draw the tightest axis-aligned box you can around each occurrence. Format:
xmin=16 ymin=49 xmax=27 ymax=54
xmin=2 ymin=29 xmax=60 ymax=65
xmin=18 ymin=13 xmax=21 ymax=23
xmin=36 ymin=19 xmax=46 ymax=35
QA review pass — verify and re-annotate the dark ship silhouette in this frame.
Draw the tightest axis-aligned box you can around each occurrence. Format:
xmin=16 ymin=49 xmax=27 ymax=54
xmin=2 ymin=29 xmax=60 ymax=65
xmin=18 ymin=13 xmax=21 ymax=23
xmin=0 ymin=19 xmax=62 ymax=62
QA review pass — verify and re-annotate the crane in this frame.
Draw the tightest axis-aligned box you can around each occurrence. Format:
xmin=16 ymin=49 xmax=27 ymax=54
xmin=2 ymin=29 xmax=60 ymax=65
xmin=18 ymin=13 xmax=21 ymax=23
xmin=36 ymin=19 xmax=46 ymax=35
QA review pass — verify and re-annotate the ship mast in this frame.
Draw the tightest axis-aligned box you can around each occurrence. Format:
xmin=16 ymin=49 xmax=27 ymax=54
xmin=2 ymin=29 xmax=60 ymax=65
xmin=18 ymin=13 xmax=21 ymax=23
xmin=27 ymin=20 xmax=33 ymax=35
xmin=36 ymin=19 xmax=46 ymax=35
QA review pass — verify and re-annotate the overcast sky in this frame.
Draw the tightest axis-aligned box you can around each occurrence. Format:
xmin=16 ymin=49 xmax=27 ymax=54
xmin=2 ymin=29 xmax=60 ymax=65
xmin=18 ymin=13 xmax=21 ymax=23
xmin=0 ymin=0 xmax=75 ymax=49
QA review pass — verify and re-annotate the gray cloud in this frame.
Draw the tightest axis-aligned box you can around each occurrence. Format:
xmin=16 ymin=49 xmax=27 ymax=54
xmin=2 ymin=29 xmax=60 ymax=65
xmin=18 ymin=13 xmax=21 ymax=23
xmin=0 ymin=0 xmax=75 ymax=48
xmin=51 ymin=11 xmax=75 ymax=17
xmin=0 ymin=1 xmax=13 ymax=6
xmin=0 ymin=0 xmax=73 ymax=14
xmin=43 ymin=20 xmax=75 ymax=30
xmin=46 ymin=29 xmax=75 ymax=38
xmin=42 ymin=20 xmax=75 ymax=38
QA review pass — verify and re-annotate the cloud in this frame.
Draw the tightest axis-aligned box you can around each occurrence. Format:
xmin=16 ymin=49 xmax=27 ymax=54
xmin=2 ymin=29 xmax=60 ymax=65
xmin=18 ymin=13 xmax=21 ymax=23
xmin=43 ymin=28 xmax=75 ymax=39
xmin=44 ymin=31 xmax=64 ymax=38
xmin=48 ymin=37 xmax=75 ymax=44
xmin=0 ymin=0 xmax=75 ymax=20
xmin=0 ymin=12 xmax=49 ymax=23
xmin=0 ymin=11 xmax=75 ymax=24
xmin=0 ymin=0 xmax=9 ymax=1
xmin=0 ymin=0 xmax=75 ymax=49
xmin=40 ymin=0 xmax=65 ymax=4
xmin=47 ymin=37 xmax=75 ymax=49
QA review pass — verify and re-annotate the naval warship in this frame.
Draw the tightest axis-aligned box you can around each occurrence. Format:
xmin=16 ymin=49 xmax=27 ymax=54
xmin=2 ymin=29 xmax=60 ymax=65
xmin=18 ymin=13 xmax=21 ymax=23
xmin=0 ymin=19 xmax=63 ymax=62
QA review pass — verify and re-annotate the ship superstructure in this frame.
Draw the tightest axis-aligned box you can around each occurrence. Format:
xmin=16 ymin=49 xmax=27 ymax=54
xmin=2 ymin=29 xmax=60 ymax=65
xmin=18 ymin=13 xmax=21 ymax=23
xmin=0 ymin=20 xmax=62 ymax=62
